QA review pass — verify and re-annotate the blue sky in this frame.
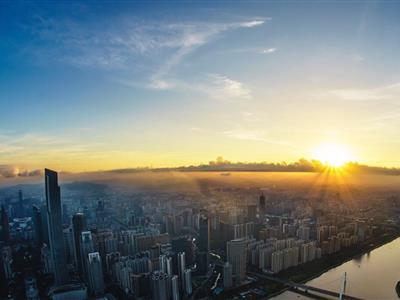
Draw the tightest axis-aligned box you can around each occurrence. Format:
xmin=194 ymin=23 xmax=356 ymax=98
xmin=1 ymin=1 xmax=400 ymax=174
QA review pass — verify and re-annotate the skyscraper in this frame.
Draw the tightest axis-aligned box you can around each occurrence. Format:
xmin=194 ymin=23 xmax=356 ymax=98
xmin=72 ymin=213 xmax=87 ymax=276
xmin=80 ymin=231 xmax=94 ymax=282
xmin=159 ymin=254 xmax=167 ymax=273
xmin=227 ymin=238 xmax=247 ymax=284
xmin=171 ymin=275 xmax=180 ymax=300
xmin=223 ymin=262 xmax=233 ymax=288
xmin=150 ymin=271 xmax=169 ymax=300
xmin=63 ymin=227 xmax=75 ymax=266
xmin=183 ymin=268 xmax=192 ymax=295
xmin=166 ymin=256 xmax=173 ymax=276
xmin=17 ymin=189 xmax=24 ymax=217
xmin=87 ymin=252 xmax=104 ymax=296
xmin=177 ymin=252 xmax=185 ymax=290
xmin=45 ymin=169 xmax=68 ymax=285
xmin=197 ymin=213 xmax=210 ymax=275
xmin=0 ymin=206 xmax=10 ymax=242
xmin=259 ymin=193 xmax=266 ymax=212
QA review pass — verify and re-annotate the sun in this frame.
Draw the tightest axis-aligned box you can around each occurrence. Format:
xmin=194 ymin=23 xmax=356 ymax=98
xmin=313 ymin=142 xmax=352 ymax=167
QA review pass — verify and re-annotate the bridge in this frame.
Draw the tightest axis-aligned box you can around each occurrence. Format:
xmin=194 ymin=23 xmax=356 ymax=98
xmin=248 ymin=272 xmax=363 ymax=300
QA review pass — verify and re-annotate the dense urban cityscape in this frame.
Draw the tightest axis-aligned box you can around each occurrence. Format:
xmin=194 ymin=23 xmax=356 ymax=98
xmin=0 ymin=168 xmax=399 ymax=299
xmin=2 ymin=1 xmax=400 ymax=299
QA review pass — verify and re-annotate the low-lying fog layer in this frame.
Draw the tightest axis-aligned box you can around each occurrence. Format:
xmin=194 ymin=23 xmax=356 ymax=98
xmin=2 ymin=171 xmax=399 ymax=193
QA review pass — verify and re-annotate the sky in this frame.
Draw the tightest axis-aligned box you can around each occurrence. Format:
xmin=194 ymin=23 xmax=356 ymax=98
xmin=1 ymin=1 xmax=400 ymax=174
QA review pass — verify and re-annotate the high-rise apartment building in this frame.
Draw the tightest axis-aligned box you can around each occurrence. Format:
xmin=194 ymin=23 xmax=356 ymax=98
xmin=150 ymin=271 xmax=169 ymax=300
xmin=197 ymin=212 xmax=210 ymax=274
xmin=227 ymin=238 xmax=247 ymax=283
xmin=87 ymin=252 xmax=104 ymax=296
xmin=80 ymin=231 xmax=94 ymax=282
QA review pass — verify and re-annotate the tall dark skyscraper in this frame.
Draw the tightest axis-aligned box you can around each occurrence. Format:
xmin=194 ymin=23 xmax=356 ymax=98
xmin=17 ymin=189 xmax=24 ymax=217
xmin=45 ymin=168 xmax=68 ymax=285
xmin=72 ymin=213 xmax=87 ymax=277
xmin=0 ymin=206 xmax=10 ymax=242
xmin=197 ymin=212 xmax=210 ymax=275
xmin=259 ymin=193 xmax=266 ymax=212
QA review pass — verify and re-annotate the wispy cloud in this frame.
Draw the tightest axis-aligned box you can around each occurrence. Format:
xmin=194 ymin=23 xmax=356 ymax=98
xmin=207 ymin=74 xmax=251 ymax=100
xmin=261 ymin=47 xmax=277 ymax=54
xmin=215 ymin=46 xmax=277 ymax=56
xmin=27 ymin=15 xmax=267 ymax=91
xmin=146 ymin=18 xmax=267 ymax=90
xmin=314 ymin=82 xmax=400 ymax=102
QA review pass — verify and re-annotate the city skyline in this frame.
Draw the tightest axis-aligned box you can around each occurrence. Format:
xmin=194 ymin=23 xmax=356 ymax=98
xmin=1 ymin=2 xmax=400 ymax=173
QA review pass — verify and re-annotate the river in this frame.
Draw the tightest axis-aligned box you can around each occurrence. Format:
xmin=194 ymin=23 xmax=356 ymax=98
xmin=273 ymin=237 xmax=400 ymax=300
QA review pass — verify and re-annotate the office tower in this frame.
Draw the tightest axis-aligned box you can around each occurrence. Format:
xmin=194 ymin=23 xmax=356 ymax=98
xmin=184 ymin=268 xmax=192 ymax=295
xmin=32 ymin=206 xmax=43 ymax=246
xmin=45 ymin=168 xmax=68 ymax=285
xmin=72 ymin=213 xmax=87 ymax=276
xmin=87 ymin=252 xmax=104 ymax=296
xmin=227 ymin=238 xmax=247 ymax=283
xmin=171 ymin=275 xmax=180 ymax=300
xmin=62 ymin=204 xmax=69 ymax=226
xmin=159 ymin=254 xmax=167 ymax=273
xmin=1 ymin=246 xmax=13 ymax=280
xmin=259 ymin=193 xmax=266 ymax=212
xmin=41 ymin=244 xmax=54 ymax=274
xmin=223 ymin=262 xmax=233 ymax=288
xmin=63 ymin=227 xmax=75 ymax=265
xmin=17 ymin=189 xmax=24 ymax=217
xmin=166 ymin=256 xmax=173 ymax=276
xmin=177 ymin=252 xmax=186 ymax=289
xmin=80 ymin=231 xmax=94 ymax=281
xmin=197 ymin=213 xmax=210 ymax=275
xmin=150 ymin=271 xmax=169 ymax=300
xmin=0 ymin=206 xmax=10 ymax=242
xmin=25 ymin=277 xmax=39 ymax=300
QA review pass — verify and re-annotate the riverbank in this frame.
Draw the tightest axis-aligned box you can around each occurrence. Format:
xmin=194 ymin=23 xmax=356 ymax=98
xmin=216 ymin=231 xmax=400 ymax=299
xmin=267 ymin=231 xmax=400 ymax=299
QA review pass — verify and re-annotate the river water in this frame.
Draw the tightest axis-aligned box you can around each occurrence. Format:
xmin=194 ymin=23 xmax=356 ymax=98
xmin=273 ymin=237 xmax=400 ymax=300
